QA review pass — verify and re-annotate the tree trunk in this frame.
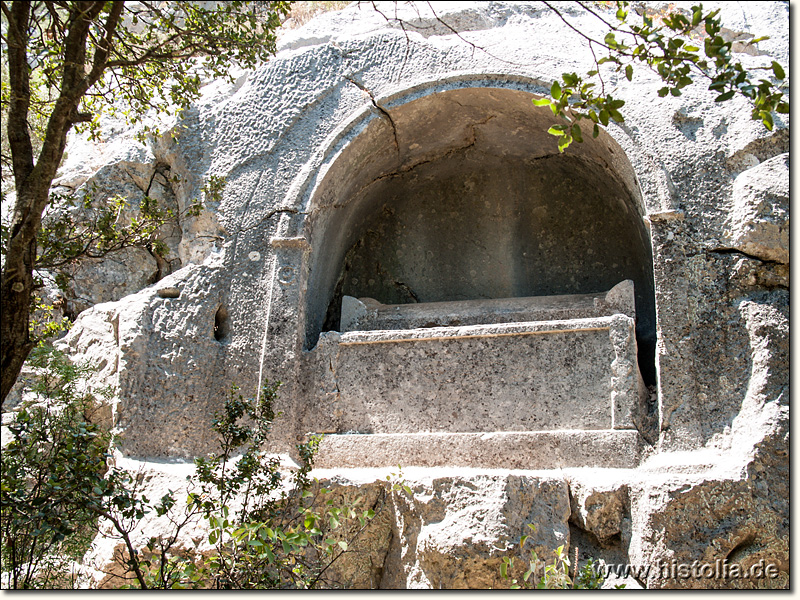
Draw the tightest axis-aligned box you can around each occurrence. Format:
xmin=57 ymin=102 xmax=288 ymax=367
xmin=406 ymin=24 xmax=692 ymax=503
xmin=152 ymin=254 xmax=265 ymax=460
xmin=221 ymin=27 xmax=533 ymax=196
xmin=2 ymin=0 xmax=36 ymax=405
xmin=1 ymin=94 xmax=77 ymax=405
xmin=1 ymin=136 xmax=78 ymax=405
xmin=1 ymin=1 xmax=105 ymax=405
xmin=1 ymin=197 xmax=40 ymax=404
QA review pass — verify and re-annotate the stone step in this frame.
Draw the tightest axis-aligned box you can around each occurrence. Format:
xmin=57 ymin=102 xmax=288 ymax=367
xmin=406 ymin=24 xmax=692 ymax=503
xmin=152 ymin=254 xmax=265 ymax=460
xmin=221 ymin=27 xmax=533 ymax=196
xmin=314 ymin=430 xmax=644 ymax=470
xmin=340 ymin=280 xmax=636 ymax=332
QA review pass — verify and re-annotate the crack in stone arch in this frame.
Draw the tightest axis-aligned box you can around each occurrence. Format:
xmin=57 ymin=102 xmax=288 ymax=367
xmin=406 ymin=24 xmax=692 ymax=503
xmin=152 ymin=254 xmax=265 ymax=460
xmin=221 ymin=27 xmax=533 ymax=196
xmin=293 ymin=84 xmax=656 ymax=392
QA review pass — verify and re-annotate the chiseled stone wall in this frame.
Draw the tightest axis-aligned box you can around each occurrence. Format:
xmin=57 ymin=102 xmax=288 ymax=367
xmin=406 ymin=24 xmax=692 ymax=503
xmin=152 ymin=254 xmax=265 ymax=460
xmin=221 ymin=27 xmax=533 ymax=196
xmin=46 ymin=1 xmax=787 ymax=588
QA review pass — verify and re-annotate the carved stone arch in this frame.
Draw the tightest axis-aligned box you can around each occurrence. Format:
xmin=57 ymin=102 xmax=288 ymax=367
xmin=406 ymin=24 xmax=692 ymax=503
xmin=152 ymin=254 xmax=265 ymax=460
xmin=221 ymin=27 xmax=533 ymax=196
xmin=284 ymin=77 xmax=657 ymax=385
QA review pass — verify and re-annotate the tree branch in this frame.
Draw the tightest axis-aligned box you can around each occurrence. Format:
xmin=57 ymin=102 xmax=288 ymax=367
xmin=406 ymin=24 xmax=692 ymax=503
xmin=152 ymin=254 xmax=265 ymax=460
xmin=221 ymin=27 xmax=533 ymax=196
xmin=5 ymin=0 xmax=35 ymax=189
xmin=84 ymin=1 xmax=125 ymax=87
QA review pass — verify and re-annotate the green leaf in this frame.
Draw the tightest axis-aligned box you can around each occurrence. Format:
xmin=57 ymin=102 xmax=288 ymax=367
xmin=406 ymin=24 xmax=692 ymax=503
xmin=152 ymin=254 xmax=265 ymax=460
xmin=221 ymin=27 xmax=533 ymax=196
xmin=571 ymin=122 xmax=583 ymax=143
xmin=625 ymin=65 xmax=633 ymax=82
xmin=338 ymin=540 xmax=348 ymax=551
xmin=760 ymin=111 xmax=774 ymax=131
xmin=772 ymin=61 xmax=785 ymax=80
xmin=532 ymin=98 xmax=552 ymax=107
xmin=547 ymin=124 xmax=568 ymax=135
xmin=608 ymin=108 xmax=624 ymax=122
xmin=551 ymin=81 xmax=562 ymax=100
xmin=714 ymin=90 xmax=735 ymax=102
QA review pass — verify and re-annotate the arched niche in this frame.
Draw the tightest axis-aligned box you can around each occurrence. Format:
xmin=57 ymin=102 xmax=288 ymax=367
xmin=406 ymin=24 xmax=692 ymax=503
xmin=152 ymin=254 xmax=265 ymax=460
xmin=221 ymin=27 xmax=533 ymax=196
xmin=302 ymin=86 xmax=656 ymax=384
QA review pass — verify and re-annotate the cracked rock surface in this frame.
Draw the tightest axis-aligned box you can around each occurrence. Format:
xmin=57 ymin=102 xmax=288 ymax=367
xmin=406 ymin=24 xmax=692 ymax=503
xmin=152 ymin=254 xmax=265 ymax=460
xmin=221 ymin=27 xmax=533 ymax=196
xmin=3 ymin=0 xmax=787 ymax=589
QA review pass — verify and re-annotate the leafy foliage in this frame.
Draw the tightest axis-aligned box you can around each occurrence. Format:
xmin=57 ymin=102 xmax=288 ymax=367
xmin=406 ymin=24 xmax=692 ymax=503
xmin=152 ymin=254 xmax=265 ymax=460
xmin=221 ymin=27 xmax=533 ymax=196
xmin=0 ymin=2 xmax=292 ymax=156
xmin=0 ymin=1 xmax=292 ymax=405
xmin=0 ymin=345 xmax=107 ymax=588
xmin=27 ymin=291 xmax=70 ymax=339
xmin=499 ymin=524 xmax=619 ymax=590
xmin=533 ymin=1 xmax=787 ymax=150
xmin=0 ymin=345 xmax=195 ymax=589
xmin=1 ymin=356 xmax=379 ymax=589
xmin=35 ymin=189 xmax=172 ymax=270
xmin=145 ymin=382 xmax=379 ymax=589
xmin=0 ymin=344 xmax=154 ymax=588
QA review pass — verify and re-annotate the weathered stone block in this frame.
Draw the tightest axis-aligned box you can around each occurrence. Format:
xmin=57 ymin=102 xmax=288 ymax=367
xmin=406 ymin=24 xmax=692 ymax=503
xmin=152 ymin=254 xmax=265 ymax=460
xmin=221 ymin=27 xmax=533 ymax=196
xmin=723 ymin=153 xmax=789 ymax=264
xmin=324 ymin=315 xmax=641 ymax=435
xmin=314 ymin=430 xmax=644 ymax=469
xmin=341 ymin=279 xmax=636 ymax=331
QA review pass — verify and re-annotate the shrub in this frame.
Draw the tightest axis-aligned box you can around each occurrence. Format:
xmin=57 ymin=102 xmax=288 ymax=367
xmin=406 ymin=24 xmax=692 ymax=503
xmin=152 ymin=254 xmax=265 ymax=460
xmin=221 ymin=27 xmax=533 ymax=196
xmin=500 ymin=525 xmax=616 ymax=590
xmin=1 ymin=344 xmax=111 ymax=588
xmin=143 ymin=383 xmax=379 ymax=589
xmin=1 ymin=348 xmax=377 ymax=589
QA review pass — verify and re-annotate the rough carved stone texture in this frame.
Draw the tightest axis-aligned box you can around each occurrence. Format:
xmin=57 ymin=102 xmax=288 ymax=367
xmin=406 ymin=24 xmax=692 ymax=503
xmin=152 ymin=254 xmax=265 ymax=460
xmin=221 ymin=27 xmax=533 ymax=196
xmin=320 ymin=315 xmax=639 ymax=434
xmin=12 ymin=0 xmax=786 ymax=589
xmin=723 ymin=153 xmax=789 ymax=264
xmin=46 ymin=140 xmax=183 ymax=319
xmin=339 ymin=280 xmax=636 ymax=332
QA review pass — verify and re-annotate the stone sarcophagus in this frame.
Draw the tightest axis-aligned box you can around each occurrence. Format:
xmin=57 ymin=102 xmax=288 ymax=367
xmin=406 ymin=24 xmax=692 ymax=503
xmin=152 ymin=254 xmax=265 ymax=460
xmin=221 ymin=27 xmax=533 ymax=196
xmin=307 ymin=281 xmax=646 ymax=469
xmin=47 ymin=3 xmax=788 ymax=587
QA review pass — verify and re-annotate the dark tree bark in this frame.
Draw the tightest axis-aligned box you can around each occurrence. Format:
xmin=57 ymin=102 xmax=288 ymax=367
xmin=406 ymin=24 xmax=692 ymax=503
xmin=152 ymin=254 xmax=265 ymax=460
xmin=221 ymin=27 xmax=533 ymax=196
xmin=1 ymin=0 xmax=288 ymax=405
xmin=1 ymin=1 xmax=108 ymax=404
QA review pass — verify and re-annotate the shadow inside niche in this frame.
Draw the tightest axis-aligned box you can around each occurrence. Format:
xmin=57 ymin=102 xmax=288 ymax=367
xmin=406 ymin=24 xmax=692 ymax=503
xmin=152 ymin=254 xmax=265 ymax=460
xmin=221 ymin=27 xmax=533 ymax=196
xmin=214 ymin=305 xmax=230 ymax=342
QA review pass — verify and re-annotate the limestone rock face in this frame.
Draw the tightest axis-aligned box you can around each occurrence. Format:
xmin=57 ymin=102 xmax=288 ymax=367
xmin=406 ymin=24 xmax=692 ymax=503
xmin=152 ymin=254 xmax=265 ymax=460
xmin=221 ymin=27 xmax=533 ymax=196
xmin=44 ymin=140 xmax=183 ymax=318
xmin=381 ymin=473 xmax=570 ymax=589
xmin=631 ymin=472 xmax=788 ymax=589
xmin=11 ymin=0 xmax=786 ymax=589
xmin=66 ymin=247 xmax=160 ymax=317
xmin=723 ymin=153 xmax=789 ymax=264
xmin=569 ymin=483 xmax=629 ymax=547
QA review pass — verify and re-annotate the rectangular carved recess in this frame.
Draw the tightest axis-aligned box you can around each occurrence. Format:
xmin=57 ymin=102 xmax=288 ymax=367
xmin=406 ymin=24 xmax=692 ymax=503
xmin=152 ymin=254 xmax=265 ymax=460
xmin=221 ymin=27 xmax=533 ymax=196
xmin=312 ymin=281 xmax=646 ymax=469
xmin=329 ymin=280 xmax=642 ymax=435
